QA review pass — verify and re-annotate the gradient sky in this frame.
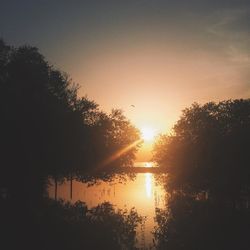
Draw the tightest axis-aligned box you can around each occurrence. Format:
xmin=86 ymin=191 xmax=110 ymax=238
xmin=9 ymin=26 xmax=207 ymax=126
xmin=1 ymin=0 xmax=250 ymax=159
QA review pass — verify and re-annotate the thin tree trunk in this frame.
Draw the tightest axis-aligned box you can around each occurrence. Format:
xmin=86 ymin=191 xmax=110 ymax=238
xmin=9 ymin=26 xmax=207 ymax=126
xmin=70 ymin=173 xmax=73 ymax=200
xmin=54 ymin=175 xmax=57 ymax=201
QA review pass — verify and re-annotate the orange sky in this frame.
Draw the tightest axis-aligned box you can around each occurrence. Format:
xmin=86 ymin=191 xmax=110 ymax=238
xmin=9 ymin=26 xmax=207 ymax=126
xmin=73 ymin=37 xmax=250 ymax=135
xmin=70 ymin=36 xmax=249 ymax=160
xmin=2 ymin=1 xmax=249 ymax=161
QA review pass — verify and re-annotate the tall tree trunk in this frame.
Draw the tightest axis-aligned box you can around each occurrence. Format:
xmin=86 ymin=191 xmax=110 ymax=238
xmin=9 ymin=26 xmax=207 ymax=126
xmin=54 ymin=175 xmax=57 ymax=201
xmin=70 ymin=173 xmax=73 ymax=200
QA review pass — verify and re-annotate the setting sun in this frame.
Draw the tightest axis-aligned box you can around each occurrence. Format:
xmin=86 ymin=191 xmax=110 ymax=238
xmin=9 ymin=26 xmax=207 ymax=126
xmin=141 ymin=127 xmax=156 ymax=142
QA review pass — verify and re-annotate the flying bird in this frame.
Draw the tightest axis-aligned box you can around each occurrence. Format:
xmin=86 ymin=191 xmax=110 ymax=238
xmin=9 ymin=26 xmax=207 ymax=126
xmin=131 ymin=105 xmax=135 ymax=108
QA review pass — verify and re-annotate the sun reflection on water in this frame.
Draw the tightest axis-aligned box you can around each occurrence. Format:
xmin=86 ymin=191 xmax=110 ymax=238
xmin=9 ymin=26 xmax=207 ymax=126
xmin=48 ymin=167 xmax=166 ymax=248
xmin=145 ymin=173 xmax=152 ymax=198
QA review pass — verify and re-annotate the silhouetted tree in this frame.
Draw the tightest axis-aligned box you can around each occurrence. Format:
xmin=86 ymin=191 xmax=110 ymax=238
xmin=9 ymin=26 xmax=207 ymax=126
xmin=90 ymin=109 xmax=140 ymax=168
xmin=154 ymin=100 xmax=250 ymax=203
xmin=0 ymin=39 xmax=140 ymax=201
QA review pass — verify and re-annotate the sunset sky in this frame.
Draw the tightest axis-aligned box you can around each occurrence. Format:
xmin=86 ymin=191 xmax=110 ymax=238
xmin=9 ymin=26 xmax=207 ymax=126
xmin=1 ymin=0 xmax=250 ymax=159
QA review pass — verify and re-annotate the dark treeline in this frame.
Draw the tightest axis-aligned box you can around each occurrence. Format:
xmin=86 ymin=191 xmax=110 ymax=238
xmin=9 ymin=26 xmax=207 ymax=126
xmin=153 ymin=100 xmax=250 ymax=249
xmin=154 ymin=193 xmax=250 ymax=250
xmin=0 ymin=40 xmax=142 ymax=250
xmin=0 ymin=39 xmax=140 ymax=200
xmin=2 ymin=37 xmax=250 ymax=249
xmin=2 ymin=198 xmax=143 ymax=250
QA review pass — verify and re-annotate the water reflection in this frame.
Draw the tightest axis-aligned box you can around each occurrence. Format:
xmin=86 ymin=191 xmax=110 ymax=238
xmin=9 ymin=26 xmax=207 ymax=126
xmin=145 ymin=173 xmax=152 ymax=198
xmin=48 ymin=172 xmax=166 ymax=248
xmin=134 ymin=161 xmax=157 ymax=168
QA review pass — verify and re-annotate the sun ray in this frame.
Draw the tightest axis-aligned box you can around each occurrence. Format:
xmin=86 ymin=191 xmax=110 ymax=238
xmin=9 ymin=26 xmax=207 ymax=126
xmin=95 ymin=139 xmax=142 ymax=170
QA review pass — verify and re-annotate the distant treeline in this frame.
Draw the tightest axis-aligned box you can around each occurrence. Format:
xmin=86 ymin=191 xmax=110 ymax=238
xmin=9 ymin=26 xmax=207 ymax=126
xmin=0 ymin=39 xmax=140 ymax=199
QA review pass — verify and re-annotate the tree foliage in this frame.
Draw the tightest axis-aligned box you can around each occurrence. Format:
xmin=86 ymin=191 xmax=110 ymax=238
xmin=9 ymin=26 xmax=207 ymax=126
xmin=2 ymin=198 xmax=143 ymax=250
xmin=154 ymin=193 xmax=250 ymax=250
xmin=0 ymin=39 xmax=140 ymax=199
xmin=154 ymin=100 xmax=250 ymax=200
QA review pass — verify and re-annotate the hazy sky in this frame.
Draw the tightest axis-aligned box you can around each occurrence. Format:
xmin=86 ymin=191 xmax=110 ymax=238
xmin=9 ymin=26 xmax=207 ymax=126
xmin=1 ymin=0 xmax=250 ymax=136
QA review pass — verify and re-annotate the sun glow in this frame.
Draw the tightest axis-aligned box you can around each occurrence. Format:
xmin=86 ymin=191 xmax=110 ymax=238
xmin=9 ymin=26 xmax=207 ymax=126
xmin=141 ymin=127 xmax=156 ymax=142
xmin=145 ymin=162 xmax=153 ymax=168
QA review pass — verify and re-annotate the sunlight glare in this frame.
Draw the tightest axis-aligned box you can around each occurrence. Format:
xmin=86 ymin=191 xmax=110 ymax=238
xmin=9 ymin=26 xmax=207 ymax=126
xmin=141 ymin=127 xmax=156 ymax=142
xmin=145 ymin=162 xmax=153 ymax=168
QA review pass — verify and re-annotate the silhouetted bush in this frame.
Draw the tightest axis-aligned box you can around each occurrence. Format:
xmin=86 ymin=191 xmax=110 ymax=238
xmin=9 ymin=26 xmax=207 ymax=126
xmin=1 ymin=198 xmax=143 ymax=250
xmin=154 ymin=193 xmax=250 ymax=250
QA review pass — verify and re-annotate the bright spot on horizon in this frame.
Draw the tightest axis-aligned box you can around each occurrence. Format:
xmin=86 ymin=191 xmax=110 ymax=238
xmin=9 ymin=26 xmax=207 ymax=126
xmin=141 ymin=127 xmax=157 ymax=142
xmin=145 ymin=162 xmax=153 ymax=168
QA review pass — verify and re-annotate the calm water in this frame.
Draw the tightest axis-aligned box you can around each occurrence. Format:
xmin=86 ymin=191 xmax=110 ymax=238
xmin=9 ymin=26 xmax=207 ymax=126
xmin=48 ymin=163 xmax=167 ymax=249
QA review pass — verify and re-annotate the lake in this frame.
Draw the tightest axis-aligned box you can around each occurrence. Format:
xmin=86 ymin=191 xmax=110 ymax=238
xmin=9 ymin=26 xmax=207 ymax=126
xmin=48 ymin=162 xmax=167 ymax=249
